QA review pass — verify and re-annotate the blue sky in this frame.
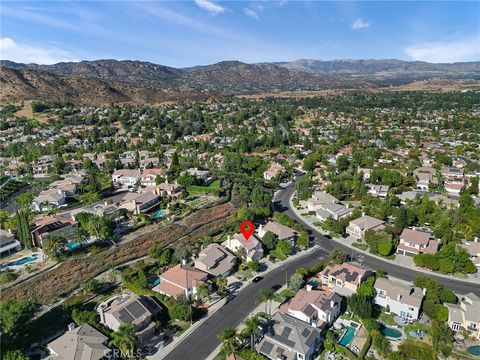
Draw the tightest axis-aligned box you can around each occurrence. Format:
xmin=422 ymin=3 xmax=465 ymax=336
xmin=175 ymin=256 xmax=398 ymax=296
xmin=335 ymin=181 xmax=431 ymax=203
xmin=1 ymin=1 xmax=479 ymax=66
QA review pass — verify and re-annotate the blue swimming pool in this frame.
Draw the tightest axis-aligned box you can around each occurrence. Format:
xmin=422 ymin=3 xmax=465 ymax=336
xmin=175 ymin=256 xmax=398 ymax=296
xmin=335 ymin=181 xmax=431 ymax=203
xmin=380 ymin=325 xmax=402 ymax=338
xmin=308 ymin=280 xmax=319 ymax=288
xmin=151 ymin=278 xmax=160 ymax=287
xmin=154 ymin=210 xmax=167 ymax=219
xmin=468 ymin=346 xmax=480 ymax=357
xmin=6 ymin=256 xmax=37 ymax=266
xmin=67 ymin=242 xmax=80 ymax=249
xmin=338 ymin=327 xmax=356 ymax=347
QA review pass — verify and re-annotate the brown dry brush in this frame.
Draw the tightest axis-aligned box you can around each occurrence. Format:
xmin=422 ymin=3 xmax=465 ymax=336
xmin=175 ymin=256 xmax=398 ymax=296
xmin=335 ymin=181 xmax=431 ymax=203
xmin=2 ymin=203 xmax=236 ymax=305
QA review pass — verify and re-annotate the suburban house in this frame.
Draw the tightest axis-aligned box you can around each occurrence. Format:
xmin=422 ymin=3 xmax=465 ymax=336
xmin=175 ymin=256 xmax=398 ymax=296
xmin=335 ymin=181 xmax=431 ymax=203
xmin=428 ymin=193 xmax=459 ymax=208
xmin=112 ymin=169 xmax=140 ymax=187
xmin=46 ymin=323 xmax=110 ymax=360
xmin=460 ymin=241 xmax=480 ymax=269
xmin=367 ymin=185 xmax=390 ymax=198
xmin=256 ymin=312 xmax=321 ymax=360
xmin=181 ymin=168 xmax=212 ymax=184
xmin=278 ymin=285 xmax=342 ymax=328
xmin=222 ymin=233 xmax=264 ymax=262
xmin=346 ymin=215 xmax=385 ymax=239
xmin=140 ymin=168 xmax=164 ymax=187
xmin=444 ymin=177 xmax=468 ymax=196
xmin=31 ymin=214 xmax=77 ymax=248
xmin=315 ymin=262 xmax=372 ymax=296
xmin=263 ymin=163 xmax=286 ymax=180
xmin=446 ymin=292 xmax=480 ymax=340
xmin=118 ymin=191 xmax=160 ymax=215
xmin=374 ymin=278 xmax=425 ymax=320
xmin=98 ymin=294 xmax=162 ymax=345
xmin=49 ymin=176 xmax=84 ymax=197
xmin=307 ymin=192 xmax=339 ymax=211
xmin=0 ymin=229 xmax=22 ymax=256
xmin=258 ymin=220 xmax=297 ymax=244
xmin=315 ymin=203 xmax=352 ymax=221
xmin=152 ymin=263 xmax=208 ymax=299
xmin=398 ymin=191 xmax=421 ymax=204
xmin=31 ymin=189 xmax=67 ymax=212
xmin=413 ymin=167 xmax=438 ymax=190
xmin=396 ymin=228 xmax=439 ymax=257
xmin=194 ymin=243 xmax=237 ymax=277
xmin=32 ymin=156 xmax=53 ymax=178
xmin=141 ymin=182 xmax=182 ymax=198
xmin=357 ymin=167 xmax=372 ymax=182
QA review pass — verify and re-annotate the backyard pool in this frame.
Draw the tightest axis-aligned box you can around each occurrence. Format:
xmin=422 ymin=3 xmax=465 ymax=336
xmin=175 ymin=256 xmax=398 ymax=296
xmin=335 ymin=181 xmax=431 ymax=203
xmin=151 ymin=278 xmax=160 ymax=288
xmin=338 ymin=326 xmax=356 ymax=347
xmin=67 ymin=242 xmax=81 ymax=249
xmin=380 ymin=325 xmax=402 ymax=338
xmin=308 ymin=280 xmax=319 ymax=288
xmin=468 ymin=346 xmax=480 ymax=357
xmin=6 ymin=256 xmax=37 ymax=267
xmin=154 ymin=209 xmax=167 ymax=219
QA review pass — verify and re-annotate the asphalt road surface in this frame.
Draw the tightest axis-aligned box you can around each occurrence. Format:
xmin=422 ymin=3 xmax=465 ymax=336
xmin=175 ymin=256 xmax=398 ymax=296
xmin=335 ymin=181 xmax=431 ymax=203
xmin=161 ymin=177 xmax=480 ymax=360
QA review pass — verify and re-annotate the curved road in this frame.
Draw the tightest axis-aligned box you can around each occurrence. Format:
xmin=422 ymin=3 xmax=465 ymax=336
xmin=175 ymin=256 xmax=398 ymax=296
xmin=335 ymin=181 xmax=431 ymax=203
xmin=274 ymin=179 xmax=480 ymax=296
xmin=161 ymin=179 xmax=479 ymax=360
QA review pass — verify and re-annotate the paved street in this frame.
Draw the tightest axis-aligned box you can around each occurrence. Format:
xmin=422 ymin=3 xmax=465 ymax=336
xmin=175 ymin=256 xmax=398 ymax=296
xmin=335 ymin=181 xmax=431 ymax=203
xmin=160 ymin=178 xmax=480 ymax=360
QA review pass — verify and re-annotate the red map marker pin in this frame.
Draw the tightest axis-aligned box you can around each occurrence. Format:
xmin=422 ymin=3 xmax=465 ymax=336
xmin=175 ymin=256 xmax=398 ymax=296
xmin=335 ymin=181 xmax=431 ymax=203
xmin=240 ymin=221 xmax=255 ymax=241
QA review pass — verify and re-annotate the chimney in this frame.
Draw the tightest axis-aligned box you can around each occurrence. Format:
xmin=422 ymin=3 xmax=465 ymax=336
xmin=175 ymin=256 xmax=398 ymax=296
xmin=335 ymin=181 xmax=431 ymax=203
xmin=306 ymin=284 xmax=313 ymax=292
xmin=67 ymin=323 xmax=76 ymax=332
xmin=181 ymin=259 xmax=187 ymax=266
xmin=396 ymin=294 xmax=402 ymax=301
xmin=422 ymin=288 xmax=427 ymax=296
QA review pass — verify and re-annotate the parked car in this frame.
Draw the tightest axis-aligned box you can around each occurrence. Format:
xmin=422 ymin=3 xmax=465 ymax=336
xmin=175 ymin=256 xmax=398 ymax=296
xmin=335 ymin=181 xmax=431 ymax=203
xmin=271 ymin=284 xmax=282 ymax=291
xmin=252 ymin=276 xmax=263 ymax=283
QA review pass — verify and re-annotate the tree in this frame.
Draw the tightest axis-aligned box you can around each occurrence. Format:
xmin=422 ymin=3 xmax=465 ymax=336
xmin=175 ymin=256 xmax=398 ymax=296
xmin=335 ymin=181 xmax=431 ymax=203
xmin=14 ymin=209 xmax=31 ymax=249
xmin=329 ymin=249 xmax=346 ymax=264
xmin=296 ymin=177 xmax=313 ymax=200
xmin=174 ymin=245 xmax=192 ymax=262
xmin=2 ymin=350 xmax=30 ymax=360
xmin=243 ymin=316 xmax=261 ymax=349
xmin=261 ymin=231 xmax=279 ymax=250
xmin=0 ymin=300 xmax=36 ymax=339
xmin=257 ymin=288 xmax=276 ymax=315
xmin=276 ymin=240 xmax=292 ymax=257
xmin=109 ymin=323 xmax=136 ymax=356
xmin=149 ymin=244 xmax=163 ymax=259
xmin=247 ymin=259 xmax=260 ymax=272
xmin=336 ymin=155 xmax=350 ymax=172
xmin=215 ymin=277 xmax=228 ymax=292
xmin=169 ymin=303 xmax=193 ymax=322
xmin=347 ymin=294 xmax=373 ymax=319
xmin=71 ymin=309 xmax=97 ymax=327
xmin=217 ymin=327 xmax=238 ymax=355
xmin=44 ymin=233 xmax=67 ymax=256
xmin=297 ymin=231 xmax=309 ymax=250
xmin=395 ymin=206 xmax=408 ymax=230
xmin=197 ymin=282 xmax=210 ymax=302
xmin=72 ymin=226 xmax=89 ymax=245
xmin=84 ymin=279 xmax=103 ymax=294
xmin=288 ymin=273 xmax=304 ymax=292
xmin=431 ymin=320 xmax=453 ymax=356
xmin=158 ymin=249 xmax=172 ymax=266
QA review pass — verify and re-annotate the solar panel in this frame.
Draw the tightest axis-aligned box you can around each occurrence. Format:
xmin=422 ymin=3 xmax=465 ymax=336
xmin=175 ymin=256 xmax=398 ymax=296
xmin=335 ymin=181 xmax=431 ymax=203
xmin=126 ymin=302 xmax=146 ymax=318
xmin=302 ymin=328 xmax=311 ymax=338
xmin=259 ymin=341 xmax=274 ymax=355
xmin=281 ymin=327 xmax=291 ymax=338
xmin=118 ymin=309 xmax=134 ymax=323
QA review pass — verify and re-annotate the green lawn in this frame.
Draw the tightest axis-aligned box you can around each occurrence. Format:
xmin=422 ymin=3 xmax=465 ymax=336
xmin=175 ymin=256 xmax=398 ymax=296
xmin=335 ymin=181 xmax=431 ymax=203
xmin=278 ymin=289 xmax=296 ymax=300
xmin=352 ymin=242 xmax=369 ymax=250
xmin=378 ymin=312 xmax=396 ymax=326
xmin=188 ymin=180 xmax=221 ymax=195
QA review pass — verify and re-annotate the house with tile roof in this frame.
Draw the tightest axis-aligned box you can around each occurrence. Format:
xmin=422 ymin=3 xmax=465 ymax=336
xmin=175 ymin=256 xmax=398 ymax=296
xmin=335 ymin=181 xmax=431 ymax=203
xmin=446 ymin=292 xmax=480 ymax=340
xmin=346 ymin=215 xmax=385 ymax=239
xmin=46 ymin=323 xmax=110 ymax=360
xmin=152 ymin=264 xmax=208 ymax=299
xmin=258 ymin=220 xmax=298 ymax=244
xmin=222 ymin=233 xmax=264 ymax=262
xmin=374 ymin=278 xmax=425 ymax=320
xmin=194 ymin=243 xmax=237 ymax=277
xmin=278 ymin=285 xmax=342 ymax=328
xmin=256 ymin=312 xmax=321 ymax=360
xmin=315 ymin=262 xmax=372 ymax=296
xmin=397 ymin=228 xmax=438 ymax=257
xmin=98 ymin=294 xmax=162 ymax=345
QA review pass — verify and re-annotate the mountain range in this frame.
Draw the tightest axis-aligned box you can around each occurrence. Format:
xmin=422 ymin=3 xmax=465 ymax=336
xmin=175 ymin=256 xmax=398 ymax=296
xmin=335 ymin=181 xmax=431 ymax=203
xmin=1 ymin=58 xmax=479 ymax=105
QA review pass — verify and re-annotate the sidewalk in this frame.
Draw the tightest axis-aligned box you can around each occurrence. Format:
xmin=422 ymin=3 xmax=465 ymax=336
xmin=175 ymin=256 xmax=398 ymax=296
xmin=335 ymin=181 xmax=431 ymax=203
xmin=289 ymin=192 xmax=480 ymax=285
xmin=150 ymin=245 xmax=320 ymax=360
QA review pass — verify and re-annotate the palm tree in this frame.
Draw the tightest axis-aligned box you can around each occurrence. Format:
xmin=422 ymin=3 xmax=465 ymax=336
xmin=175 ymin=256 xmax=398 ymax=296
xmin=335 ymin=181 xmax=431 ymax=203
xmin=72 ymin=226 xmax=89 ymax=245
xmin=109 ymin=323 xmax=136 ymax=357
xmin=215 ymin=277 xmax=228 ymax=292
xmin=44 ymin=233 xmax=67 ymax=256
xmin=217 ymin=327 xmax=237 ymax=355
xmin=257 ymin=288 xmax=276 ymax=315
xmin=197 ymin=282 xmax=210 ymax=303
xmin=87 ymin=216 xmax=103 ymax=239
xmin=243 ymin=316 xmax=262 ymax=349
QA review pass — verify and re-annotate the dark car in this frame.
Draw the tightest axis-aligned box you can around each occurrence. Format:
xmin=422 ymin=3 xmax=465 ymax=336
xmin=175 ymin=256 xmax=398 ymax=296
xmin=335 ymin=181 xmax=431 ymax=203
xmin=140 ymin=346 xmax=157 ymax=356
xmin=271 ymin=284 xmax=282 ymax=291
xmin=252 ymin=276 xmax=263 ymax=283
xmin=324 ymin=234 xmax=332 ymax=239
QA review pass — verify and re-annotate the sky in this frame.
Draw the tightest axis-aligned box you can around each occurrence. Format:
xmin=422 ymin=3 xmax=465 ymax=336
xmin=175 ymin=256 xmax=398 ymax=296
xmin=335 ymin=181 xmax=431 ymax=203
xmin=0 ymin=1 xmax=479 ymax=67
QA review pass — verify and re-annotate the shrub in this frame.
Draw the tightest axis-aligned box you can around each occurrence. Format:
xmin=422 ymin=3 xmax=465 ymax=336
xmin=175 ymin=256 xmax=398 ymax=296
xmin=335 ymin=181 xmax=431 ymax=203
xmin=0 ymin=271 xmax=18 ymax=285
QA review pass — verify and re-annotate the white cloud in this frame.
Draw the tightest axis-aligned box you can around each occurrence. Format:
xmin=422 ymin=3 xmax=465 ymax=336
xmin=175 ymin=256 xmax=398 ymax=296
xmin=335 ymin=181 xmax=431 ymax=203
xmin=405 ymin=37 xmax=480 ymax=63
xmin=194 ymin=0 xmax=225 ymax=15
xmin=0 ymin=37 xmax=77 ymax=64
xmin=244 ymin=8 xmax=259 ymax=19
xmin=351 ymin=18 xmax=371 ymax=30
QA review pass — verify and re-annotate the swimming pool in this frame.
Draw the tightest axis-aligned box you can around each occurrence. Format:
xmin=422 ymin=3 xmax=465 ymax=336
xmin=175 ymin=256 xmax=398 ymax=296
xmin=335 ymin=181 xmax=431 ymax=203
xmin=338 ymin=326 xmax=356 ymax=347
xmin=380 ymin=325 xmax=402 ymax=338
xmin=6 ymin=256 xmax=37 ymax=267
xmin=468 ymin=346 xmax=480 ymax=357
xmin=67 ymin=242 xmax=80 ymax=249
xmin=154 ymin=209 xmax=167 ymax=219
xmin=308 ymin=280 xmax=319 ymax=288
xmin=151 ymin=278 xmax=160 ymax=287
